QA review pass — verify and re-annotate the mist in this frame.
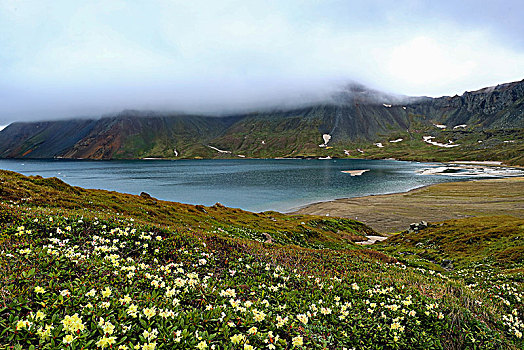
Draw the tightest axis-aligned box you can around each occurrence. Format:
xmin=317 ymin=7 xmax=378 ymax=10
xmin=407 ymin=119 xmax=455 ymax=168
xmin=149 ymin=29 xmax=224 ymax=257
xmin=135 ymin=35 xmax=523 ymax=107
xmin=1 ymin=0 xmax=524 ymax=125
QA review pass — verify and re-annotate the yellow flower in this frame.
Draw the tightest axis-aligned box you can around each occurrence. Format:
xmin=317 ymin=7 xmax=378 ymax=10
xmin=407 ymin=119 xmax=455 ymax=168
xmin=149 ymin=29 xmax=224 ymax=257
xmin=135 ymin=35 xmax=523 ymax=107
xmin=244 ymin=344 xmax=254 ymax=350
xmin=102 ymin=321 xmax=115 ymax=335
xmin=63 ymin=334 xmax=75 ymax=344
xmin=119 ymin=294 xmax=132 ymax=304
xmin=142 ymin=343 xmax=157 ymax=350
xmin=16 ymin=319 xmax=30 ymax=330
xmin=62 ymin=313 xmax=84 ymax=333
xmin=96 ymin=336 xmax=117 ymax=348
xmin=34 ymin=286 xmax=46 ymax=294
xmin=196 ymin=340 xmax=208 ymax=349
xmin=230 ymin=334 xmax=245 ymax=344
xmin=297 ymin=314 xmax=308 ymax=324
xmin=36 ymin=324 xmax=54 ymax=339
xmin=292 ymin=335 xmax=303 ymax=346
xmin=101 ymin=287 xmax=112 ymax=298
xmin=127 ymin=304 xmax=138 ymax=317
xmin=143 ymin=307 xmax=157 ymax=319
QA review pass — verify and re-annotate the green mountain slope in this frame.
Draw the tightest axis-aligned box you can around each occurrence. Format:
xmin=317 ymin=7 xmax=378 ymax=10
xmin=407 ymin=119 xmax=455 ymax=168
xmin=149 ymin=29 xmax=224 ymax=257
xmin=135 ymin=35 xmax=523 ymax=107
xmin=0 ymin=79 xmax=522 ymax=163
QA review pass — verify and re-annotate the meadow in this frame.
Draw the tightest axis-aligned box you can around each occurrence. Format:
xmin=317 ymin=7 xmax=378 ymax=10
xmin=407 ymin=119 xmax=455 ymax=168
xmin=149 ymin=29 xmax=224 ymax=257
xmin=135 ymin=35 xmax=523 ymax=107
xmin=0 ymin=170 xmax=522 ymax=349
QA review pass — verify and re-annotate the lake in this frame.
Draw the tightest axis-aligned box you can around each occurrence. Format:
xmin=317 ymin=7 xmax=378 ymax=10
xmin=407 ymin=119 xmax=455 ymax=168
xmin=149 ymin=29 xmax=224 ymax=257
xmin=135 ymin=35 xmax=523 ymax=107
xmin=0 ymin=158 xmax=484 ymax=212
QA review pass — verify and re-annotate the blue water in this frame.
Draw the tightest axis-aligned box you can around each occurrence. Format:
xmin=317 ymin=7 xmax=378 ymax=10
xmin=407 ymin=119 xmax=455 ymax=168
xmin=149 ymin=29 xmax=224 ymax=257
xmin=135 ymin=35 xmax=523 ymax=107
xmin=0 ymin=158 xmax=473 ymax=212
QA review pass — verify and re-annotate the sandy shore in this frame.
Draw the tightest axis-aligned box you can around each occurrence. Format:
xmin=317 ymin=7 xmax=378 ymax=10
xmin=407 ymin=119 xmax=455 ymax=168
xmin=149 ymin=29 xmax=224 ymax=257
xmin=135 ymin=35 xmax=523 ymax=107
xmin=293 ymin=177 xmax=524 ymax=233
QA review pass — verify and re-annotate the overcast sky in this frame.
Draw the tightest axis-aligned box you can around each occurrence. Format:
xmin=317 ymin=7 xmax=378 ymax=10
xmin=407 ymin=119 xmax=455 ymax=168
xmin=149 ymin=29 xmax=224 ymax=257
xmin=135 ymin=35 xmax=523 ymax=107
xmin=1 ymin=0 xmax=524 ymax=124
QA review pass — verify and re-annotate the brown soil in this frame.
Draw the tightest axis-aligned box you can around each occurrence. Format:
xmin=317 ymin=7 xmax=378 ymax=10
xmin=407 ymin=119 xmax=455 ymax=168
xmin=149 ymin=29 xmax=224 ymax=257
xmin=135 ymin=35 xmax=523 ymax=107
xmin=293 ymin=177 xmax=524 ymax=233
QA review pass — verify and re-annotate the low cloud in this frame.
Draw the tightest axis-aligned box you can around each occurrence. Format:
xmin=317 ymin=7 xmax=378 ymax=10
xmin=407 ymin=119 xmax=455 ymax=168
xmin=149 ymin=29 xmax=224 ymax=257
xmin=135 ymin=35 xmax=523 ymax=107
xmin=1 ymin=0 xmax=523 ymax=124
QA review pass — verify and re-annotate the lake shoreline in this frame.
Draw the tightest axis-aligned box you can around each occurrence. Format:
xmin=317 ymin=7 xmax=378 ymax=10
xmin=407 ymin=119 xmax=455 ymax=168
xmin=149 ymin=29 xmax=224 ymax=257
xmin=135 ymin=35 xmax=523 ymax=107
xmin=292 ymin=176 xmax=524 ymax=233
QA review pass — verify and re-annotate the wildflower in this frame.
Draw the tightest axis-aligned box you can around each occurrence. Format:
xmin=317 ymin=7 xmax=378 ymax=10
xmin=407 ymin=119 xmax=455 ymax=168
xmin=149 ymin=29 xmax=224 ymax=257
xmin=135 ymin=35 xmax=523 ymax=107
xmin=231 ymin=334 xmax=245 ymax=344
xmin=96 ymin=336 xmax=117 ymax=348
xmin=86 ymin=289 xmax=96 ymax=297
xmin=36 ymin=324 xmax=54 ymax=339
xmin=62 ymin=313 xmax=84 ymax=333
xmin=101 ymin=287 xmax=112 ymax=298
xmin=143 ymin=329 xmax=159 ymax=341
xmin=16 ymin=319 xmax=31 ymax=330
xmin=320 ymin=307 xmax=332 ymax=315
xmin=220 ymin=288 xmax=236 ymax=298
xmin=34 ymin=286 xmax=46 ymax=294
xmin=63 ymin=334 xmax=75 ymax=344
xmin=196 ymin=340 xmax=208 ymax=349
xmin=60 ymin=289 xmax=71 ymax=297
xmin=102 ymin=321 xmax=115 ymax=335
xmin=253 ymin=309 xmax=267 ymax=322
xmin=143 ymin=307 xmax=157 ymax=319
xmin=248 ymin=327 xmax=257 ymax=335
xmin=297 ymin=314 xmax=308 ymax=324
xmin=276 ymin=315 xmax=288 ymax=328
xmin=142 ymin=343 xmax=157 ymax=350
xmin=174 ymin=330 xmax=182 ymax=342
xmin=244 ymin=345 xmax=254 ymax=350
xmin=292 ymin=335 xmax=303 ymax=346
xmin=120 ymin=294 xmax=132 ymax=304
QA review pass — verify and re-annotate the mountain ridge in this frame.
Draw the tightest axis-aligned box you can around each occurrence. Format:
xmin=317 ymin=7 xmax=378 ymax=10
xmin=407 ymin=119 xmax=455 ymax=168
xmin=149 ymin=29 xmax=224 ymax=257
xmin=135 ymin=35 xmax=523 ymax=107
xmin=1 ymin=79 xmax=522 ymax=163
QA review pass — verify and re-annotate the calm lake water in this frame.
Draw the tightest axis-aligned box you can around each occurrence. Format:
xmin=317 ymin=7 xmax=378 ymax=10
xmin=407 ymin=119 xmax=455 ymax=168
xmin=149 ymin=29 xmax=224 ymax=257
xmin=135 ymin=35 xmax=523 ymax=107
xmin=0 ymin=158 xmax=477 ymax=212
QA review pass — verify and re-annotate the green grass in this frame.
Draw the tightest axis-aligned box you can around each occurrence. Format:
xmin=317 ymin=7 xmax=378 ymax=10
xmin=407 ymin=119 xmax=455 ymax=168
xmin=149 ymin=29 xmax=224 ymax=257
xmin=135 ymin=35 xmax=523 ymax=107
xmin=0 ymin=171 xmax=523 ymax=349
xmin=378 ymin=216 xmax=524 ymax=270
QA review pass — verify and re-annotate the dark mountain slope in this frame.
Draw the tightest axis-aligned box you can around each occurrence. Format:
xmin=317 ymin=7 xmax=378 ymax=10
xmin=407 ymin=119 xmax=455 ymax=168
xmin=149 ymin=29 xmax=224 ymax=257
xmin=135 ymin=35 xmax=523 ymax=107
xmin=60 ymin=112 xmax=242 ymax=159
xmin=0 ymin=119 xmax=97 ymax=158
xmin=407 ymin=79 xmax=524 ymax=128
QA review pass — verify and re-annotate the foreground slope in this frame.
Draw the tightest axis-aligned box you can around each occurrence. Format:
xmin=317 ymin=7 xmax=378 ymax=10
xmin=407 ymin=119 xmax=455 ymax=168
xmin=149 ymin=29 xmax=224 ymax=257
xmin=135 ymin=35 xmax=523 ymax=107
xmin=0 ymin=171 xmax=523 ymax=349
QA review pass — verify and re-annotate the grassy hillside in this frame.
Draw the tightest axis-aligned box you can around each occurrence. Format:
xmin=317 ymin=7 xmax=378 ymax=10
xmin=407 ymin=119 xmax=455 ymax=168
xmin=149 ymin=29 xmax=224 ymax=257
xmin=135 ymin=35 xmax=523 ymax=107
xmin=0 ymin=171 xmax=523 ymax=349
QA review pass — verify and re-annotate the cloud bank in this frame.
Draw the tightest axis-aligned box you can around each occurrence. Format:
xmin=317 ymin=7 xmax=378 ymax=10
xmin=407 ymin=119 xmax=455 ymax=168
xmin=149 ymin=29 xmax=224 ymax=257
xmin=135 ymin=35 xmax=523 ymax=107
xmin=1 ymin=0 xmax=523 ymax=124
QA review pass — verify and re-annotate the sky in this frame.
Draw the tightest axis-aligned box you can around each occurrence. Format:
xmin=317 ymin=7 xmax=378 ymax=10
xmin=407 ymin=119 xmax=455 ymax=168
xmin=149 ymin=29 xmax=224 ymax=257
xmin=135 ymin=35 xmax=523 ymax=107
xmin=1 ymin=0 xmax=524 ymax=125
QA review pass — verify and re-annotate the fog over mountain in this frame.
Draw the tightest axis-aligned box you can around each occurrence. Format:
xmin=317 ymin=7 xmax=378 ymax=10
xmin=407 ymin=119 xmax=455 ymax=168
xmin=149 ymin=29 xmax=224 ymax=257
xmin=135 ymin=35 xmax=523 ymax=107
xmin=1 ymin=0 xmax=524 ymax=125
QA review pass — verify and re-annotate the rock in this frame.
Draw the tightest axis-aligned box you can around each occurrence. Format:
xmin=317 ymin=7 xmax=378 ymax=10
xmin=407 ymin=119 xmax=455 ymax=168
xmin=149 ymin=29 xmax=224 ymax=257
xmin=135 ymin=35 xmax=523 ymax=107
xmin=140 ymin=192 xmax=152 ymax=199
xmin=262 ymin=233 xmax=273 ymax=244
xmin=441 ymin=259 xmax=454 ymax=270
